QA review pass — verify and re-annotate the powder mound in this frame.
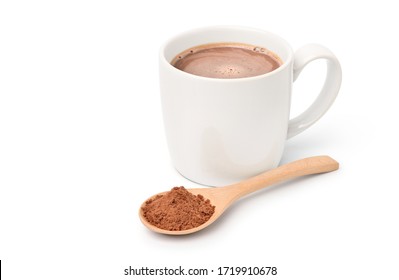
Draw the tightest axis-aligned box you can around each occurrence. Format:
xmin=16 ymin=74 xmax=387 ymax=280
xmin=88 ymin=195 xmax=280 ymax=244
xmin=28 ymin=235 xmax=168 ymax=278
xmin=141 ymin=186 xmax=215 ymax=231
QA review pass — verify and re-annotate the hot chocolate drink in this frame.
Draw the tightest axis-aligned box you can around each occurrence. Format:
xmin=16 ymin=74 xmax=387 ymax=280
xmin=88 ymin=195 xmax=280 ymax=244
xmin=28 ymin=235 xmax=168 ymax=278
xmin=171 ymin=42 xmax=282 ymax=79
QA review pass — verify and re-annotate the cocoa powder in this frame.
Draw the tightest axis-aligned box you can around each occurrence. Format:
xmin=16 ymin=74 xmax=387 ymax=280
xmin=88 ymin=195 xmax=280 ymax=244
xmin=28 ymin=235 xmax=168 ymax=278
xmin=141 ymin=186 xmax=215 ymax=231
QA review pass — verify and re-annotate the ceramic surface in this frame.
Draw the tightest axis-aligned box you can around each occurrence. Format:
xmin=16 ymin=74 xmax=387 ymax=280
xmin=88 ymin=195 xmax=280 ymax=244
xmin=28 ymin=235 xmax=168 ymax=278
xmin=159 ymin=26 xmax=342 ymax=186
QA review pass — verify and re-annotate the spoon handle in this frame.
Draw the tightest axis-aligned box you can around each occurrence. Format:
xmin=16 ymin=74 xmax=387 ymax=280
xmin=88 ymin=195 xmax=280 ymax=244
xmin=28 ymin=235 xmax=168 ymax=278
xmin=230 ymin=155 xmax=339 ymax=198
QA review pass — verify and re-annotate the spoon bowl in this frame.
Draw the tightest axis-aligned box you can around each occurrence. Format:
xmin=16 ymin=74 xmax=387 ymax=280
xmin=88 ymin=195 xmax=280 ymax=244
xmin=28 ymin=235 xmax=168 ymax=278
xmin=139 ymin=155 xmax=339 ymax=235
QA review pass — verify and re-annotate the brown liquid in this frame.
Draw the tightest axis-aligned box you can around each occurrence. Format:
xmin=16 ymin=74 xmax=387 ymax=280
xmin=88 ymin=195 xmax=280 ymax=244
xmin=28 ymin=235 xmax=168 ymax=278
xmin=171 ymin=43 xmax=282 ymax=79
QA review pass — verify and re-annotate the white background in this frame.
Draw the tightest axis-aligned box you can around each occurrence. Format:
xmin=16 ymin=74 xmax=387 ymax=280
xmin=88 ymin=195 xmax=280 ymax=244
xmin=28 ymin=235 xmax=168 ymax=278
xmin=1 ymin=0 xmax=398 ymax=279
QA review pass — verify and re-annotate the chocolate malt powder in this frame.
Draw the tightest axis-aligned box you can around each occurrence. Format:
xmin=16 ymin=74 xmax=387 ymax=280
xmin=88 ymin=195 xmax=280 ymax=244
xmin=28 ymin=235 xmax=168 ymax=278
xmin=141 ymin=187 xmax=215 ymax=231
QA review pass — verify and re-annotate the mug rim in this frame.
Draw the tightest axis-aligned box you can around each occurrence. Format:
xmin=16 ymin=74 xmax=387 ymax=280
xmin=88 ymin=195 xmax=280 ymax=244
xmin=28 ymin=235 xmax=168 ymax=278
xmin=160 ymin=25 xmax=294 ymax=82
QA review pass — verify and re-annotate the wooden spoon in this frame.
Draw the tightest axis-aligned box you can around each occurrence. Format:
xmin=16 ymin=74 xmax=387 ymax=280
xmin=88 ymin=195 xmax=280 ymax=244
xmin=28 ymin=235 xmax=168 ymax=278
xmin=139 ymin=155 xmax=339 ymax=235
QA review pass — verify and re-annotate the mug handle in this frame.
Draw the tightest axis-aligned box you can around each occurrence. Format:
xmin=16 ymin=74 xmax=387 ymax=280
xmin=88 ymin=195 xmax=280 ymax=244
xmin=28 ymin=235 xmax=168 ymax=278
xmin=287 ymin=44 xmax=342 ymax=139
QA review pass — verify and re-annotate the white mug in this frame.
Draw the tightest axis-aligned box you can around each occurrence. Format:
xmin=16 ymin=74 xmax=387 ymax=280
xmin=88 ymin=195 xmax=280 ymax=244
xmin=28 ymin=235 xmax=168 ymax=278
xmin=159 ymin=26 xmax=341 ymax=186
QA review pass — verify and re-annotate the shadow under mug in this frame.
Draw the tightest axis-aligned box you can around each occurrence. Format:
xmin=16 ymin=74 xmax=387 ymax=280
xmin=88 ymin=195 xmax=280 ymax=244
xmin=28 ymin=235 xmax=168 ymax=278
xmin=159 ymin=26 xmax=342 ymax=186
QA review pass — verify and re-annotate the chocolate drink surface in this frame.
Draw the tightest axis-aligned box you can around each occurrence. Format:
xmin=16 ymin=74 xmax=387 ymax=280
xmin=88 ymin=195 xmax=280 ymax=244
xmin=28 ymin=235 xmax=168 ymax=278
xmin=171 ymin=42 xmax=282 ymax=79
